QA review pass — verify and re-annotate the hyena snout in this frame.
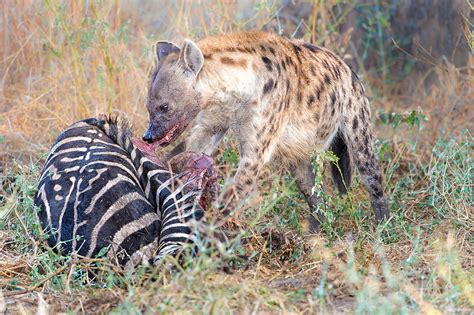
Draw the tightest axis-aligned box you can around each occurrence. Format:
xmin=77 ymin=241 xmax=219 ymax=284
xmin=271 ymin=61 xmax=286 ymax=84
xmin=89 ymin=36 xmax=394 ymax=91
xmin=142 ymin=128 xmax=154 ymax=143
xmin=142 ymin=117 xmax=187 ymax=147
xmin=142 ymin=120 xmax=169 ymax=143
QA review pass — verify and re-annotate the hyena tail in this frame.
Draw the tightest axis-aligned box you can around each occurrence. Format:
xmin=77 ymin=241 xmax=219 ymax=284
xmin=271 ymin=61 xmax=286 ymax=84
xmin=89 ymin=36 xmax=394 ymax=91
xmin=329 ymin=131 xmax=352 ymax=194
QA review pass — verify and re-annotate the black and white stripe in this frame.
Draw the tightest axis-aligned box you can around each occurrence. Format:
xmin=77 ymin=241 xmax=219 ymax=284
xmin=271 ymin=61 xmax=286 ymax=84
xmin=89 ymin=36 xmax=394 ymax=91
xmin=34 ymin=117 xmax=205 ymax=269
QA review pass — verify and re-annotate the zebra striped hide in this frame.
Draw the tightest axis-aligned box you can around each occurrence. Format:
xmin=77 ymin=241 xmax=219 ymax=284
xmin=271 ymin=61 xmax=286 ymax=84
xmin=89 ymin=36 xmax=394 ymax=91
xmin=35 ymin=116 xmax=208 ymax=269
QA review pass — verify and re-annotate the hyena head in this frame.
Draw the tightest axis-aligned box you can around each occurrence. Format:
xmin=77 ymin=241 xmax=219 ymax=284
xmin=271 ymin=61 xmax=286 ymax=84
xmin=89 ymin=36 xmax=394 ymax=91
xmin=143 ymin=39 xmax=204 ymax=147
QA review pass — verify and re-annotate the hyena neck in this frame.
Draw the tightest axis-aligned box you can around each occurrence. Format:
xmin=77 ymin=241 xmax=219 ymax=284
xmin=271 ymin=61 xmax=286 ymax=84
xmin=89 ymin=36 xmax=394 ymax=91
xmin=195 ymin=48 xmax=259 ymax=111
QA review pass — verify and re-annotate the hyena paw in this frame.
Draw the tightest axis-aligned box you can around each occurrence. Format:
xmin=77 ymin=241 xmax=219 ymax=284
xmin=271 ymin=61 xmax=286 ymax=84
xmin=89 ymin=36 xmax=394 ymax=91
xmin=219 ymin=179 xmax=242 ymax=216
xmin=372 ymin=197 xmax=390 ymax=223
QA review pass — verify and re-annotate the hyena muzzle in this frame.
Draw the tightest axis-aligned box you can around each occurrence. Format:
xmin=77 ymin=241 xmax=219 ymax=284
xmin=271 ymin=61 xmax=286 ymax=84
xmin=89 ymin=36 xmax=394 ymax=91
xmin=35 ymin=116 xmax=214 ymax=269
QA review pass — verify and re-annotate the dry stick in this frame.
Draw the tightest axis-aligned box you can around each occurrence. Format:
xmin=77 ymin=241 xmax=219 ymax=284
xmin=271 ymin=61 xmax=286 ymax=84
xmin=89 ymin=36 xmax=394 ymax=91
xmin=0 ymin=264 xmax=29 ymax=278
xmin=253 ymin=239 xmax=267 ymax=281
xmin=4 ymin=264 xmax=68 ymax=297
xmin=4 ymin=256 xmax=124 ymax=297
xmin=74 ymin=257 xmax=125 ymax=275
xmin=64 ymin=259 xmax=77 ymax=295
xmin=29 ymin=264 xmax=68 ymax=291
xmin=14 ymin=208 xmax=38 ymax=264
xmin=0 ymin=282 xmax=27 ymax=291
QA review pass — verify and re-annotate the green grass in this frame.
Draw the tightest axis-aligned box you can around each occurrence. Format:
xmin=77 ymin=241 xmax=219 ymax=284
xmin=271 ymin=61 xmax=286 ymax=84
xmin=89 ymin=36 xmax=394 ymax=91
xmin=0 ymin=1 xmax=472 ymax=313
xmin=1 ymin=122 xmax=472 ymax=313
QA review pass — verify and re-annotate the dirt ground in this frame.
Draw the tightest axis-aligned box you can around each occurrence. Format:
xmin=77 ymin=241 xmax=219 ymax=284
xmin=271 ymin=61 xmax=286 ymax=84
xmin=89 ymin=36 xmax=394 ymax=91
xmin=0 ymin=1 xmax=472 ymax=313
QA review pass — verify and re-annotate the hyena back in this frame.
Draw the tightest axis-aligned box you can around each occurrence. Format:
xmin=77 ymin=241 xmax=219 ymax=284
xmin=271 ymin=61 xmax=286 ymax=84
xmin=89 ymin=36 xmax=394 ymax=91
xmin=143 ymin=31 xmax=389 ymax=231
xmin=35 ymin=117 xmax=206 ymax=269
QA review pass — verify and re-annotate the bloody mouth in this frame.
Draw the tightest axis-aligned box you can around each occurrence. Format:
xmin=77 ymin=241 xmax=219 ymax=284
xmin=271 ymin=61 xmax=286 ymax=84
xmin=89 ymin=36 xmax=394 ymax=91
xmin=156 ymin=124 xmax=179 ymax=147
xmin=132 ymin=122 xmax=184 ymax=164
xmin=155 ymin=124 xmax=180 ymax=147
xmin=135 ymin=124 xmax=181 ymax=156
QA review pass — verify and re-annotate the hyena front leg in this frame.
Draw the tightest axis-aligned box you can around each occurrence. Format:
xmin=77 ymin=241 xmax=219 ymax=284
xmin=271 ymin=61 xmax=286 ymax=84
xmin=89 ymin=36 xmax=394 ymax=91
xmin=220 ymin=154 xmax=263 ymax=214
xmin=165 ymin=140 xmax=187 ymax=161
xmin=343 ymin=106 xmax=390 ymax=223
xmin=289 ymin=161 xmax=325 ymax=233
xmin=221 ymin=124 xmax=273 ymax=213
xmin=182 ymin=125 xmax=228 ymax=157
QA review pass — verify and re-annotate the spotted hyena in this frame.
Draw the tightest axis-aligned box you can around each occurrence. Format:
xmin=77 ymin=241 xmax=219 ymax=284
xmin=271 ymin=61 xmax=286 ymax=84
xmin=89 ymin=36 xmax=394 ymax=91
xmin=142 ymin=31 xmax=389 ymax=231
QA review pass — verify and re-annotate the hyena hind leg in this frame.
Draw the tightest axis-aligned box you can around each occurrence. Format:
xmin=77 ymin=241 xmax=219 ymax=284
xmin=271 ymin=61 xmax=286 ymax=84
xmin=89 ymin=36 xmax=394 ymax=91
xmin=290 ymin=161 xmax=325 ymax=233
xmin=342 ymin=119 xmax=390 ymax=223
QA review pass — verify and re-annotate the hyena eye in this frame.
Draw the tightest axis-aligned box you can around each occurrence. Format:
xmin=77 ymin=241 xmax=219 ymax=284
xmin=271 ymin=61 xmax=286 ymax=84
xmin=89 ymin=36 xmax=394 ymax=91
xmin=159 ymin=103 xmax=169 ymax=112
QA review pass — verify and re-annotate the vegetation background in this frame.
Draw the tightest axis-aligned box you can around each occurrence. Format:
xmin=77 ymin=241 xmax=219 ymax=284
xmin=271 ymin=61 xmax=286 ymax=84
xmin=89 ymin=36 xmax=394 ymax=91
xmin=0 ymin=0 xmax=472 ymax=313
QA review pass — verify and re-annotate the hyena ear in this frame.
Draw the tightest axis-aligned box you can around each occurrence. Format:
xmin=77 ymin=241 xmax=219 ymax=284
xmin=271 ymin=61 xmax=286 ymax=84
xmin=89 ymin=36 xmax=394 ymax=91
xmin=178 ymin=39 xmax=204 ymax=76
xmin=155 ymin=41 xmax=180 ymax=61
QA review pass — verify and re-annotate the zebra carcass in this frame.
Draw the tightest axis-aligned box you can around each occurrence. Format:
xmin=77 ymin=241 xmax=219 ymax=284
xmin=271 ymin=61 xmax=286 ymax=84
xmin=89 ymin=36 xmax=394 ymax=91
xmin=34 ymin=116 xmax=216 ymax=269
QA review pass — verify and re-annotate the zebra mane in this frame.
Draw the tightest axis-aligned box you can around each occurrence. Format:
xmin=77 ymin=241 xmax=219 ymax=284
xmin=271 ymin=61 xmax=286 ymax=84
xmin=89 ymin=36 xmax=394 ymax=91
xmin=84 ymin=114 xmax=135 ymax=155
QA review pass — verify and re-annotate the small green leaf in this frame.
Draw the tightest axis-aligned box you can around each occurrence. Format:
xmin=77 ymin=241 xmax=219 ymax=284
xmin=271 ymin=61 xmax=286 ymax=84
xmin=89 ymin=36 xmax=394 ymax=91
xmin=96 ymin=246 xmax=110 ymax=258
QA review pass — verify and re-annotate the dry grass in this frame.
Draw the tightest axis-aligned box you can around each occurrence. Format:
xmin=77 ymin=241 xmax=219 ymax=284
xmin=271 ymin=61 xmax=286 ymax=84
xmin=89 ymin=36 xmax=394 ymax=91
xmin=0 ymin=1 xmax=473 ymax=314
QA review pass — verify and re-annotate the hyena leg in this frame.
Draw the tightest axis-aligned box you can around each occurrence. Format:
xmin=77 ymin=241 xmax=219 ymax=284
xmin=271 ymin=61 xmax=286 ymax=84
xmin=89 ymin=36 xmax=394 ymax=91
xmin=185 ymin=125 xmax=228 ymax=156
xmin=164 ymin=140 xmax=187 ymax=161
xmin=221 ymin=155 xmax=262 ymax=213
xmin=342 ymin=116 xmax=389 ymax=223
xmin=290 ymin=161 xmax=325 ymax=233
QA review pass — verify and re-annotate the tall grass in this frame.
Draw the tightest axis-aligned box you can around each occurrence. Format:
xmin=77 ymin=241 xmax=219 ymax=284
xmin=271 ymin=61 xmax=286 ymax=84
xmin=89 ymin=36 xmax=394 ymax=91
xmin=1 ymin=0 xmax=153 ymax=164
xmin=0 ymin=1 xmax=472 ymax=313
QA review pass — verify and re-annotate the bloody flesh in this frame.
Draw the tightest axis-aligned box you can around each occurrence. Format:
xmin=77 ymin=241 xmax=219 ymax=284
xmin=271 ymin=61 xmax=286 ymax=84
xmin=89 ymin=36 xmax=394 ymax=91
xmin=131 ymin=138 xmax=217 ymax=208
xmin=156 ymin=124 xmax=181 ymax=147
